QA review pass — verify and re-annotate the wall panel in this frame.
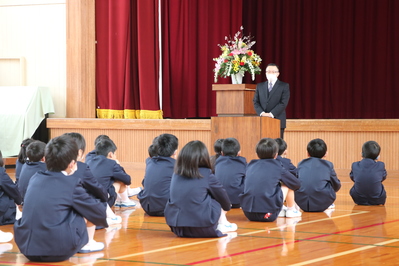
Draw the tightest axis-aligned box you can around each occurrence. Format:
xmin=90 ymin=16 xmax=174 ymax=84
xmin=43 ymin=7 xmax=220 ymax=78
xmin=285 ymin=120 xmax=399 ymax=173
xmin=0 ymin=0 xmax=66 ymax=117
xmin=48 ymin=119 xmax=399 ymax=174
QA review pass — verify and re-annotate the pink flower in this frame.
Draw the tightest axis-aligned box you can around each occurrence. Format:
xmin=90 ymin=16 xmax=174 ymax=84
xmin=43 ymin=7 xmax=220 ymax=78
xmin=231 ymin=48 xmax=248 ymax=56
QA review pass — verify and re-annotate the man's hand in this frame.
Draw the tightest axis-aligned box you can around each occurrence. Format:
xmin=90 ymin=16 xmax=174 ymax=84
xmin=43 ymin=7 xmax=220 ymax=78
xmin=261 ymin=112 xmax=273 ymax=118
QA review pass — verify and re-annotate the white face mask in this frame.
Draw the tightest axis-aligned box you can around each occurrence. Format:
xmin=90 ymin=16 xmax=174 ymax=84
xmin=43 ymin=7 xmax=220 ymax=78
xmin=266 ymin=73 xmax=277 ymax=83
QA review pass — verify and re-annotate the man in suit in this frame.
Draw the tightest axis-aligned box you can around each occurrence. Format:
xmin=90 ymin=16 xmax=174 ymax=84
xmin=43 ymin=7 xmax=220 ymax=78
xmin=253 ymin=63 xmax=290 ymax=138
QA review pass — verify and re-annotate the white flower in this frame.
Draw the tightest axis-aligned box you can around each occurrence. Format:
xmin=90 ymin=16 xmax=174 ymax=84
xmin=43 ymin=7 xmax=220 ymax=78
xmin=213 ymin=27 xmax=262 ymax=82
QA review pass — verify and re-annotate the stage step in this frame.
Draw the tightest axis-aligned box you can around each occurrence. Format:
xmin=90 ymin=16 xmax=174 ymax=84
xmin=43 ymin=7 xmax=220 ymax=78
xmin=3 ymin=157 xmax=17 ymax=167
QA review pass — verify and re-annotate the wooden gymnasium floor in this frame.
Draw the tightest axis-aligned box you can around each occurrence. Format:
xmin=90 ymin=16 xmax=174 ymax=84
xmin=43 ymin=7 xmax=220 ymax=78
xmin=1 ymin=164 xmax=399 ymax=265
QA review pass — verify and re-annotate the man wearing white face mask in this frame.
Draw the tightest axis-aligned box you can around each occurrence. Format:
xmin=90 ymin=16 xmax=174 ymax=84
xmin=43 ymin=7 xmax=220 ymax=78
xmin=253 ymin=63 xmax=290 ymax=138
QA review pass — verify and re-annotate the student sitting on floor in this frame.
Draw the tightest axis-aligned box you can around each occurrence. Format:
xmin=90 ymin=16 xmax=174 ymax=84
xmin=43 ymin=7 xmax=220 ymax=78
xmin=239 ymin=138 xmax=301 ymax=222
xmin=138 ymin=134 xmax=178 ymax=216
xmin=14 ymin=135 xmax=107 ymax=262
xmin=275 ymin=138 xmax=298 ymax=176
xmin=210 ymin=138 xmax=224 ymax=173
xmin=86 ymin=138 xmax=135 ymax=208
xmin=214 ymin=137 xmax=247 ymax=208
xmin=165 ymin=140 xmax=237 ymax=237
xmin=0 ymin=150 xmax=22 ymax=227
xmin=18 ymin=141 xmax=47 ymax=200
xmin=295 ymin=138 xmax=341 ymax=212
xmin=64 ymin=132 xmax=122 ymax=228
xmin=86 ymin=134 xmax=141 ymax=198
xmin=349 ymin=140 xmax=387 ymax=205
xmin=15 ymin=138 xmax=35 ymax=183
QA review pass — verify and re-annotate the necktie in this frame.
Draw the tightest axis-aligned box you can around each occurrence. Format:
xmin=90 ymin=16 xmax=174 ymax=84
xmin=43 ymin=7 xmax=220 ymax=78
xmin=268 ymin=82 xmax=273 ymax=92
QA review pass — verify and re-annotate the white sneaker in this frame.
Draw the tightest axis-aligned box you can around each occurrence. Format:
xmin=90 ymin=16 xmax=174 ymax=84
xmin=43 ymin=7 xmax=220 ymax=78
xmin=78 ymin=240 xmax=105 ymax=253
xmin=105 ymin=223 xmax=122 ymax=232
xmin=217 ymin=222 xmax=238 ymax=232
xmin=327 ymin=203 xmax=335 ymax=209
xmin=324 ymin=208 xmax=335 ymax=218
xmin=278 ymin=206 xmax=287 ymax=217
xmin=0 ymin=243 xmax=13 ymax=254
xmin=0 ymin=231 xmax=13 ymax=243
xmin=121 ymin=208 xmax=136 ymax=215
xmin=106 ymin=215 xmax=122 ymax=225
xmin=128 ymin=187 xmax=142 ymax=197
xmin=286 ymin=217 xmax=302 ymax=225
xmin=286 ymin=209 xmax=302 ymax=218
xmin=115 ymin=200 xmax=136 ymax=207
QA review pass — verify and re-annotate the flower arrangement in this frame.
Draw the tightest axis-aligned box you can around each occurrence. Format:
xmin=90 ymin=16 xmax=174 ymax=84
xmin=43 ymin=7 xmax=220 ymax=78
xmin=213 ymin=26 xmax=262 ymax=82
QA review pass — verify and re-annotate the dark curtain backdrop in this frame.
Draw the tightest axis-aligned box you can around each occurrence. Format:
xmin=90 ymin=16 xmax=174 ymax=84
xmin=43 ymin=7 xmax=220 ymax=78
xmin=243 ymin=0 xmax=399 ymax=119
xmin=96 ymin=0 xmax=399 ymax=119
xmin=161 ymin=0 xmax=242 ymax=118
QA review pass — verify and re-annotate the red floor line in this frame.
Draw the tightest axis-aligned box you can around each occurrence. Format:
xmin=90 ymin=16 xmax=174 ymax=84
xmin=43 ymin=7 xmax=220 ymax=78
xmin=0 ymin=262 xmax=59 ymax=266
xmin=187 ymin=219 xmax=399 ymax=265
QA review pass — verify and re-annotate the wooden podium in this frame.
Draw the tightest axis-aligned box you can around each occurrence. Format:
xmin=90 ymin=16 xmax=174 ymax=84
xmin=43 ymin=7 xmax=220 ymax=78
xmin=212 ymin=84 xmax=257 ymax=116
xmin=212 ymin=84 xmax=280 ymax=161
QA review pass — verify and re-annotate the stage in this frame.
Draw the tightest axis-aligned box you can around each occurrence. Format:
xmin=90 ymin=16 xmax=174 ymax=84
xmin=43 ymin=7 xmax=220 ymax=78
xmin=47 ymin=118 xmax=399 ymax=174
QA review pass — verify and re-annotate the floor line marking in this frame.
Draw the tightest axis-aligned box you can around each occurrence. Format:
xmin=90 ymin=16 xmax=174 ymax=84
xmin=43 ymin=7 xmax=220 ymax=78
xmin=288 ymin=239 xmax=399 ymax=266
xmin=187 ymin=218 xmax=399 ymax=265
xmin=239 ymin=210 xmax=369 ymax=236
xmin=73 ymin=210 xmax=370 ymax=266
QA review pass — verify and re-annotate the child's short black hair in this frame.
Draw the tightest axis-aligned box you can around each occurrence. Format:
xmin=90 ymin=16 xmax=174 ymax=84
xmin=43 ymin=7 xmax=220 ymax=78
xmin=213 ymin=139 xmax=224 ymax=154
xmin=362 ymin=141 xmax=380 ymax=160
xmin=175 ymin=140 xmax=211 ymax=179
xmin=64 ymin=132 xmax=86 ymax=153
xmin=95 ymin=139 xmax=117 ymax=156
xmin=148 ymin=144 xmax=157 ymax=158
xmin=222 ymin=138 xmax=240 ymax=157
xmin=45 ymin=135 xmax=78 ymax=172
xmin=94 ymin=135 xmax=110 ymax=146
xmin=275 ymin=138 xmax=287 ymax=156
xmin=17 ymin=138 xmax=35 ymax=164
xmin=148 ymin=136 xmax=159 ymax=157
xmin=26 ymin=141 xmax=46 ymax=162
xmin=155 ymin=134 xmax=178 ymax=157
xmin=256 ymin=138 xmax=278 ymax=159
xmin=307 ymin=138 xmax=327 ymax=158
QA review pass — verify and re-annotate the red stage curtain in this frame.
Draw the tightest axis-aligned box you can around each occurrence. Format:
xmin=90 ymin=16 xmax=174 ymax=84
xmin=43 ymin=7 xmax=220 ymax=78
xmin=95 ymin=0 xmax=162 ymax=119
xmin=96 ymin=0 xmax=398 ymax=119
xmin=243 ymin=0 xmax=399 ymax=119
xmin=161 ymin=0 xmax=242 ymax=118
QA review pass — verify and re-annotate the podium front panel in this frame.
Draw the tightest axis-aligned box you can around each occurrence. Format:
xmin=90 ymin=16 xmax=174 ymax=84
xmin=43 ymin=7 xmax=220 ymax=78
xmin=211 ymin=116 xmax=280 ymax=161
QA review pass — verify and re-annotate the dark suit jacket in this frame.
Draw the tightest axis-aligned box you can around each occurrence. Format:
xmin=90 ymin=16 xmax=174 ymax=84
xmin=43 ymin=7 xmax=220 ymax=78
xmin=239 ymin=159 xmax=300 ymax=214
xmin=295 ymin=157 xmax=341 ymax=212
xmin=349 ymin=158 xmax=387 ymax=205
xmin=276 ymin=155 xmax=298 ymax=176
xmin=86 ymin=155 xmax=131 ymax=190
xmin=18 ymin=161 xmax=47 ymax=200
xmin=86 ymin=155 xmax=131 ymax=206
xmin=253 ymin=79 xmax=290 ymax=128
xmin=138 ymin=156 xmax=175 ymax=216
xmin=0 ymin=167 xmax=22 ymax=225
xmin=14 ymin=171 xmax=107 ymax=257
xmin=165 ymin=167 xmax=231 ymax=228
xmin=215 ymin=155 xmax=247 ymax=206
xmin=15 ymin=160 xmax=24 ymax=182
xmin=72 ymin=161 xmax=108 ymax=203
